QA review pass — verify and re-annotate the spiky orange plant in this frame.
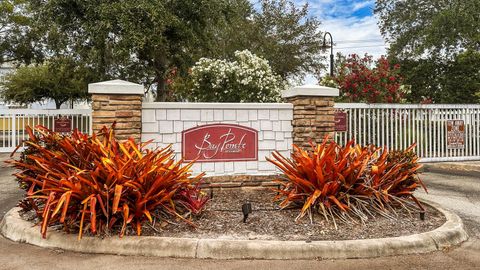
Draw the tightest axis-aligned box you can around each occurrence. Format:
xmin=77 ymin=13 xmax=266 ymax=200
xmin=8 ymin=125 xmax=208 ymax=239
xmin=267 ymin=138 xmax=426 ymax=225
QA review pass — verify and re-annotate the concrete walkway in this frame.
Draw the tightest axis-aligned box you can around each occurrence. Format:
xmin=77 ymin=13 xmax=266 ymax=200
xmin=0 ymin=154 xmax=479 ymax=269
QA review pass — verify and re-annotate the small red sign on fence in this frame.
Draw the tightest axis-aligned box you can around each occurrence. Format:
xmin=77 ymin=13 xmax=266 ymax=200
xmin=447 ymin=120 xmax=465 ymax=149
xmin=335 ymin=111 xmax=348 ymax=132
xmin=54 ymin=116 xmax=72 ymax=133
xmin=182 ymin=124 xmax=258 ymax=162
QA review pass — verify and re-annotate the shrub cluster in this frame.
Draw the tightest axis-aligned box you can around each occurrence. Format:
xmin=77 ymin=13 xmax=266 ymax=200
xmin=267 ymin=138 xmax=426 ymax=226
xmin=178 ymin=50 xmax=285 ymax=102
xmin=9 ymin=125 xmax=208 ymax=239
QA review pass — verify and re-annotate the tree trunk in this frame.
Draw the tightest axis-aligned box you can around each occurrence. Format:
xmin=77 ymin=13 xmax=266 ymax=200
xmin=153 ymin=55 xmax=168 ymax=102
xmin=155 ymin=76 xmax=167 ymax=102
xmin=55 ymin=101 xmax=62 ymax=109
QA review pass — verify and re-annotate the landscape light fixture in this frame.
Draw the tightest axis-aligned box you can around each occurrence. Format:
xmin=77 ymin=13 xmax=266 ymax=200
xmin=322 ymin=31 xmax=334 ymax=77
xmin=242 ymin=202 xmax=252 ymax=223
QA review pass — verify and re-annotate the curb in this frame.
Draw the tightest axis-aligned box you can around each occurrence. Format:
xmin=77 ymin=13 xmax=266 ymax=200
xmin=0 ymin=201 xmax=468 ymax=260
xmin=422 ymin=163 xmax=480 ymax=177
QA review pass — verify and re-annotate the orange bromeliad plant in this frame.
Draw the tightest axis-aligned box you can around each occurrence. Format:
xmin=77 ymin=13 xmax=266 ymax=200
xmin=8 ymin=125 xmax=208 ymax=239
xmin=267 ymin=137 xmax=426 ymax=226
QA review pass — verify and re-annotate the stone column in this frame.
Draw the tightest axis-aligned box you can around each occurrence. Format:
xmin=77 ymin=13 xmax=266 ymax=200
xmin=88 ymin=79 xmax=144 ymax=141
xmin=282 ymin=85 xmax=339 ymax=148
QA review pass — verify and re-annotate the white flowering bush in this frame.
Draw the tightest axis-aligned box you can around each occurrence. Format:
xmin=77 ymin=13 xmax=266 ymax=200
xmin=179 ymin=50 xmax=285 ymax=102
xmin=319 ymin=75 xmax=338 ymax=88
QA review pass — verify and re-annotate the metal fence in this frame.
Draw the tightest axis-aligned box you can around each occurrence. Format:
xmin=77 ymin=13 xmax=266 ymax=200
xmin=0 ymin=109 xmax=92 ymax=153
xmin=334 ymin=103 xmax=480 ymax=162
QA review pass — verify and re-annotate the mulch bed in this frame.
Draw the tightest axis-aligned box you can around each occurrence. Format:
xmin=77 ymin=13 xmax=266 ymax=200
xmin=141 ymin=188 xmax=446 ymax=241
xmin=21 ymin=188 xmax=446 ymax=241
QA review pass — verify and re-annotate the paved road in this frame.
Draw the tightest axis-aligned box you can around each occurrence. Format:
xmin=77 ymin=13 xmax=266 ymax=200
xmin=0 ymin=154 xmax=22 ymax=219
xmin=0 ymin=154 xmax=479 ymax=270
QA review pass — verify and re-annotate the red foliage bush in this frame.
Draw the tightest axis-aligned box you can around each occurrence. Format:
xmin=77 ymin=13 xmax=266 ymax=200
xmin=8 ymin=125 xmax=208 ymax=239
xmin=267 ymin=138 xmax=426 ymax=224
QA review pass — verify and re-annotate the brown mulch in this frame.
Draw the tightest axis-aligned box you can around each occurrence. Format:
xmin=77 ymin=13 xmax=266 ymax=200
xmin=141 ymin=188 xmax=446 ymax=241
xmin=21 ymin=188 xmax=446 ymax=241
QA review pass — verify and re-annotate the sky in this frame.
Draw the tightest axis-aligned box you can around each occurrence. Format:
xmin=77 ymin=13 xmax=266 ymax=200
xmin=301 ymin=0 xmax=388 ymax=82
xmin=296 ymin=0 xmax=387 ymax=57
xmin=255 ymin=0 xmax=388 ymax=83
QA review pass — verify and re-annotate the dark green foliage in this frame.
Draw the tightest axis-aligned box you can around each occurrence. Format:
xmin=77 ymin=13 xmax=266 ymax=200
xmin=0 ymin=0 xmax=37 ymax=64
xmin=395 ymin=51 xmax=480 ymax=103
xmin=248 ymin=0 xmax=325 ymax=79
xmin=0 ymin=58 xmax=89 ymax=108
xmin=375 ymin=0 xmax=480 ymax=103
xmin=2 ymin=0 xmax=326 ymax=102
xmin=375 ymin=0 xmax=479 ymax=59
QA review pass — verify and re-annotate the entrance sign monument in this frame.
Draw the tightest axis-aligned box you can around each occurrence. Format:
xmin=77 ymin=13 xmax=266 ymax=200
xmin=182 ymin=124 xmax=258 ymax=162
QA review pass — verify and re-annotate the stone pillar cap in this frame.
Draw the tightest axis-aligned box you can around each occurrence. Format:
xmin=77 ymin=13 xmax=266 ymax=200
xmin=282 ymin=84 xmax=339 ymax=98
xmin=88 ymin=79 xmax=144 ymax=95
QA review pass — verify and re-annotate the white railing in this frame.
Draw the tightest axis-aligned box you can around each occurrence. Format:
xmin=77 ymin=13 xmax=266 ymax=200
xmin=334 ymin=103 xmax=480 ymax=162
xmin=0 ymin=109 xmax=92 ymax=153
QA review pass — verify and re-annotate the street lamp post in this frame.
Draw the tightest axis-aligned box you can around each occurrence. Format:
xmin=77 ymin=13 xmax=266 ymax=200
xmin=322 ymin=32 xmax=334 ymax=77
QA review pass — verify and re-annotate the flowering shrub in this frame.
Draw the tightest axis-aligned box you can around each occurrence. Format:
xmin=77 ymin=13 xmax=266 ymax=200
xmin=178 ymin=50 xmax=285 ymax=102
xmin=332 ymin=54 xmax=405 ymax=103
xmin=267 ymin=138 xmax=426 ymax=225
xmin=319 ymin=76 xmax=338 ymax=88
xmin=9 ymin=125 xmax=208 ymax=239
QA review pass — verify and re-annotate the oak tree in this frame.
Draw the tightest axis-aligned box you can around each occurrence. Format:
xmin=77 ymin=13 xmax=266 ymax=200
xmin=375 ymin=0 xmax=480 ymax=103
xmin=0 ymin=58 xmax=89 ymax=108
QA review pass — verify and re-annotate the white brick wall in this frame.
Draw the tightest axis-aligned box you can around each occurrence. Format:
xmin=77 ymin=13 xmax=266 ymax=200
xmin=142 ymin=102 xmax=293 ymax=176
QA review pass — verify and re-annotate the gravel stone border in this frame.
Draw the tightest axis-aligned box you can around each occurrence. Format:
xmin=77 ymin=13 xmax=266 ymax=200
xmin=0 ymin=200 xmax=468 ymax=260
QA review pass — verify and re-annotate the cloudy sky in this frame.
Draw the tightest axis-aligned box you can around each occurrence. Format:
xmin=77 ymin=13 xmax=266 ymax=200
xmin=254 ymin=0 xmax=388 ymax=83
xmin=302 ymin=0 xmax=388 ymax=82
xmin=300 ymin=0 xmax=387 ymax=58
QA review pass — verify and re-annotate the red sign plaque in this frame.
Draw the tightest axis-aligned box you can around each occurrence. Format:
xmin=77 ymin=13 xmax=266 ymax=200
xmin=54 ymin=116 xmax=72 ymax=133
xmin=447 ymin=120 xmax=465 ymax=149
xmin=335 ymin=111 xmax=348 ymax=132
xmin=182 ymin=124 xmax=258 ymax=162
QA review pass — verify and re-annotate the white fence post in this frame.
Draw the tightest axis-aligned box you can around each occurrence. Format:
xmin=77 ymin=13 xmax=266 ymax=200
xmin=11 ymin=113 xmax=16 ymax=150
